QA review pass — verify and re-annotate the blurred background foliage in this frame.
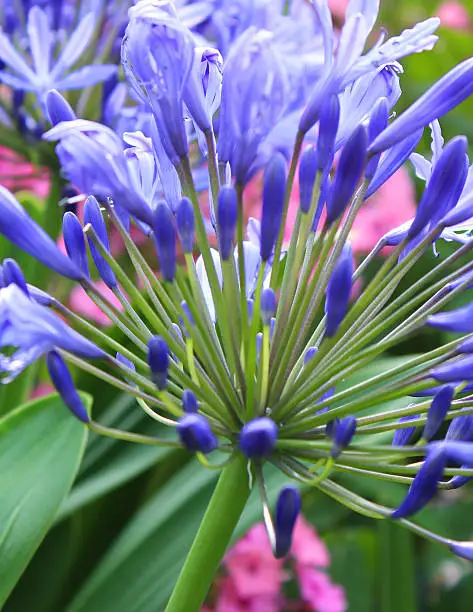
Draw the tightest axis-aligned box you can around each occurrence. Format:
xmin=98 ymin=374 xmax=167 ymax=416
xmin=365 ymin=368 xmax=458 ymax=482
xmin=2 ymin=1 xmax=473 ymax=611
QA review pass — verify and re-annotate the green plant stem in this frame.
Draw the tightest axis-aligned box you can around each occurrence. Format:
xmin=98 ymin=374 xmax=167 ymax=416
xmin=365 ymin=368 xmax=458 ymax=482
xmin=165 ymin=455 xmax=251 ymax=612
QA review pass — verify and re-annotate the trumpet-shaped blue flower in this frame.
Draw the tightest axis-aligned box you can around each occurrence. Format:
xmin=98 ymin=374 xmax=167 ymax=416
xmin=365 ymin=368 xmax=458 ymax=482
xmin=0 ymin=284 xmax=104 ymax=382
xmin=0 ymin=6 xmax=116 ymax=98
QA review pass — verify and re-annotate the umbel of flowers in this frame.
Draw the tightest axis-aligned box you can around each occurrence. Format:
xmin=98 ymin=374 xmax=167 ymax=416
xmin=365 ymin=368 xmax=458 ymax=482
xmin=3 ymin=0 xmax=473 ymax=609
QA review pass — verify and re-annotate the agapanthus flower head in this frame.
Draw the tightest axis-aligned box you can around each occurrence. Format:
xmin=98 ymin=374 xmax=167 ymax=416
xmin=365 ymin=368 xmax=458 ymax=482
xmin=2 ymin=0 xmax=473 ymax=587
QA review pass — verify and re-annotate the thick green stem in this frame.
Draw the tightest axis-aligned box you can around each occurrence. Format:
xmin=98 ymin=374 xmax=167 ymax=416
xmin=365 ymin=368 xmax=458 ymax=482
xmin=165 ymin=455 xmax=251 ymax=612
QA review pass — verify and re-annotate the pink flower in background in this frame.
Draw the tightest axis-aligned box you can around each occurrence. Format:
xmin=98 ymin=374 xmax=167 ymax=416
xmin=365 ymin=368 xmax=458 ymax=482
xmin=328 ymin=0 xmax=349 ymax=20
xmin=30 ymin=383 xmax=55 ymax=399
xmin=437 ymin=2 xmax=471 ymax=30
xmin=350 ymin=166 xmax=416 ymax=254
xmin=204 ymin=517 xmax=346 ymax=611
xmin=69 ymin=281 xmax=123 ymax=326
xmin=0 ymin=146 xmax=50 ymax=197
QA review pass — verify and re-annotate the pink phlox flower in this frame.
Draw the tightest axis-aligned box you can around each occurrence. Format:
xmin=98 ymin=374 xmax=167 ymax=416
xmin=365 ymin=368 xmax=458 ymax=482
xmin=69 ymin=280 xmax=122 ymax=326
xmin=0 ymin=145 xmax=50 ymax=197
xmin=297 ymin=565 xmax=347 ymax=612
xmin=224 ymin=523 xmax=285 ymax=599
xmin=215 ymin=576 xmax=282 ymax=612
xmin=291 ymin=517 xmax=331 ymax=568
xmin=437 ymin=2 xmax=471 ymax=30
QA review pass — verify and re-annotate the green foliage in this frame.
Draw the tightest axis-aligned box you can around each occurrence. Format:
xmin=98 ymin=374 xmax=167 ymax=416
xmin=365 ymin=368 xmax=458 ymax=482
xmin=0 ymin=393 xmax=89 ymax=606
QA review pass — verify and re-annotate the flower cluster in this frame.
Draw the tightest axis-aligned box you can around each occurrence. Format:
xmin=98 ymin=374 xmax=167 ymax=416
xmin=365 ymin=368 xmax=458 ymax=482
xmin=2 ymin=0 xmax=473 ymax=594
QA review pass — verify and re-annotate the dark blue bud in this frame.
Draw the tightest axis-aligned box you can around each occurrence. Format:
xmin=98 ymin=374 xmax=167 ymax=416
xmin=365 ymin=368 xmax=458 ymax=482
xmin=261 ymin=153 xmax=287 ymax=262
xmin=325 ymin=243 xmax=354 ymax=337
xmin=46 ymin=351 xmax=90 ymax=423
xmin=428 ymin=301 xmax=473 ymax=333
xmin=239 ymin=417 xmax=278 ymax=459
xmin=391 ymin=445 xmax=446 ymax=519
xmin=430 ymin=440 xmax=473 ymax=467
xmin=177 ymin=413 xmax=217 ymax=454
xmin=392 ymin=415 xmax=418 ymax=446
xmin=326 ymin=125 xmax=368 ymax=225
xmin=371 ymin=58 xmax=473 ymax=154
xmin=444 ymin=474 xmax=472 ymax=490
xmin=446 ymin=414 xmax=473 ymax=442
xmin=407 ymin=136 xmax=468 ymax=240
xmin=63 ymin=211 xmax=89 ymax=280
xmin=365 ymin=97 xmax=389 ymax=180
xmin=459 ymin=336 xmax=473 ymax=353
xmin=217 ymin=186 xmax=238 ymax=260
xmin=153 ymin=201 xmax=176 ymax=282
xmin=270 ymin=317 xmax=276 ymax=339
xmin=437 ymin=153 xmax=469 ymax=227
xmin=27 ymin=285 xmax=56 ymax=306
xmin=431 ymin=356 xmax=473 ymax=383
xmin=317 ymin=388 xmax=335 ymax=418
xmin=46 ymin=89 xmax=76 ymax=125
xmin=443 ymin=191 xmax=473 ymax=228
xmin=450 ymin=541 xmax=473 ymax=561
xmin=299 ymin=146 xmax=317 ymax=214
xmin=325 ymin=417 xmax=339 ymax=438
xmin=274 ymin=485 xmax=301 ymax=558
xmin=316 ymin=94 xmax=340 ymax=173
xmin=116 ymin=352 xmax=136 ymax=372
xmin=171 ymin=322 xmax=183 ymax=342
xmin=261 ymin=288 xmax=277 ymax=326
xmin=423 ymin=385 xmax=454 ymax=441
xmin=84 ymin=196 xmax=116 ymax=289
xmin=182 ymin=389 xmax=198 ymax=413
xmin=179 ymin=300 xmax=195 ymax=338
xmin=3 ymin=258 xmax=29 ymax=295
xmin=176 ymin=197 xmax=194 ymax=254
xmin=365 ymin=130 xmax=423 ymax=200
xmin=147 ymin=336 xmax=169 ymax=391
xmin=304 ymin=347 xmax=318 ymax=365
xmin=331 ymin=415 xmax=357 ymax=458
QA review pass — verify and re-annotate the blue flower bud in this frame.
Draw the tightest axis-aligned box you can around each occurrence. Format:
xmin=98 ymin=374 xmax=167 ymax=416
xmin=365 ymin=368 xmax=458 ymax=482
xmin=325 ymin=243 xmax=354 ymax=337
xmin=391 ymin=445 xmax=446 ymax=519
xmin=430 ymin=441 xmax=473 ymax=467
xmin=304 ymin=347 xmax=318 ymax=365
xmin=365 ymin=130 xmax=423 ymax=199
xmin=176 ymin=197 xmax=194 ymax=254
xmin=365 ymin=97 xmax=389 ymax=180
xmin=256 ymin=332 xmax=263 ymax=363
xmin=153 ymin=201 xmax=176 ymax=282
xmin=27 ymin=285 xmax=56 ymax=307
xmin=316 ymin=94 xmax=340 ymax=173
xmin=62 ymin=211 xmax=89 ymax=280
xmin=261 ymin=288 xmax=277 ymax=326
xmin=299 ymin=147 xmax=317 ymax=214
xmin=423 ymin=385 xmax=454 ymax=442
xmin=431 ymin=356 xmax=473 ymax=383
xmin=446 ymin=414 xmax=473 ymax=442
xmin=148 ymin=336 xmax=169 ymax=391
xmin=0 ymin=185 xmax=84 ymax=281
xmin=260 ymin=153 xmax=287 ymax=262
xmin=407 ymin=136 xmax=468 ymax=240
xmin=182 ymin=389 xmax=198 ymax=413
xmin=443 ymin=190 xmax=473 ymax=228
xmin=179 ymin=300 xmax=195 ymax=337
xmin=116 ymin=352 xmax=136 ymax=372
xmin=46 ymin=89 xmax=76 ymax=125
xmin=392 ymin=415 xmax=418 ymax=447
xmin=326 ymin=125 xmax=368 ymax=225
xmin=370 ymin=58 xmax=473 ymax=154
xmin=217 ymin=186 xmax=238 ymax=260
xmin=450 ymin=541 xmax=473 ymax=562
xmin=46 ymin=351 xmax=90 ymax=423
xmin=274 ymin=486 xmax=301 ymax=558
xmin=428 ymin=301 xmax=473 ymax=333
xmin=84 ymin=196 xmax=117 ymax=289
xmin=239 ymin=417 xmax=278 ymax=459
xmin=177 ymin=413 xmax=217 ymax=454
xmin=3 ymin=258 xmax=29 ymax=296
xmin=331 ymin=415 xmax=357 ymax=458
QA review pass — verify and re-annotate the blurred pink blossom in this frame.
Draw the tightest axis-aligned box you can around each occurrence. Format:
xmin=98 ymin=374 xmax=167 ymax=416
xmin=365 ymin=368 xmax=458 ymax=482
xmin=0 ymin=145 xmax=50 ymax=197
xmin=350 ymin=166 xmax=416 ymax=254
xmin=328 ymin=0 xmax=349 ymax=20
xmin=69 ymin=281 xmax=123 ymax=326
xmin=30 ymin=383 xmax=54 ymax=399
xmin=437 ymin=2 xmax=471 ymax=30
xmin=204 ymin=517 xmax=346 ymax=611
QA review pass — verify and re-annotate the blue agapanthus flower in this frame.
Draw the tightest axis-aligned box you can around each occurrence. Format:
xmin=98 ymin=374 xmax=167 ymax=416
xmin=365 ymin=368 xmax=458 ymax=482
xmin=3 ymin=0 xmax=473 ymax=606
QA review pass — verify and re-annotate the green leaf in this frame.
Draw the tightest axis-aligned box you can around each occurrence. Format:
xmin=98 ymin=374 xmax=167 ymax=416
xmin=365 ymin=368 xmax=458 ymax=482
xmin=0 ymin=393 xmax=89 ymax=605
